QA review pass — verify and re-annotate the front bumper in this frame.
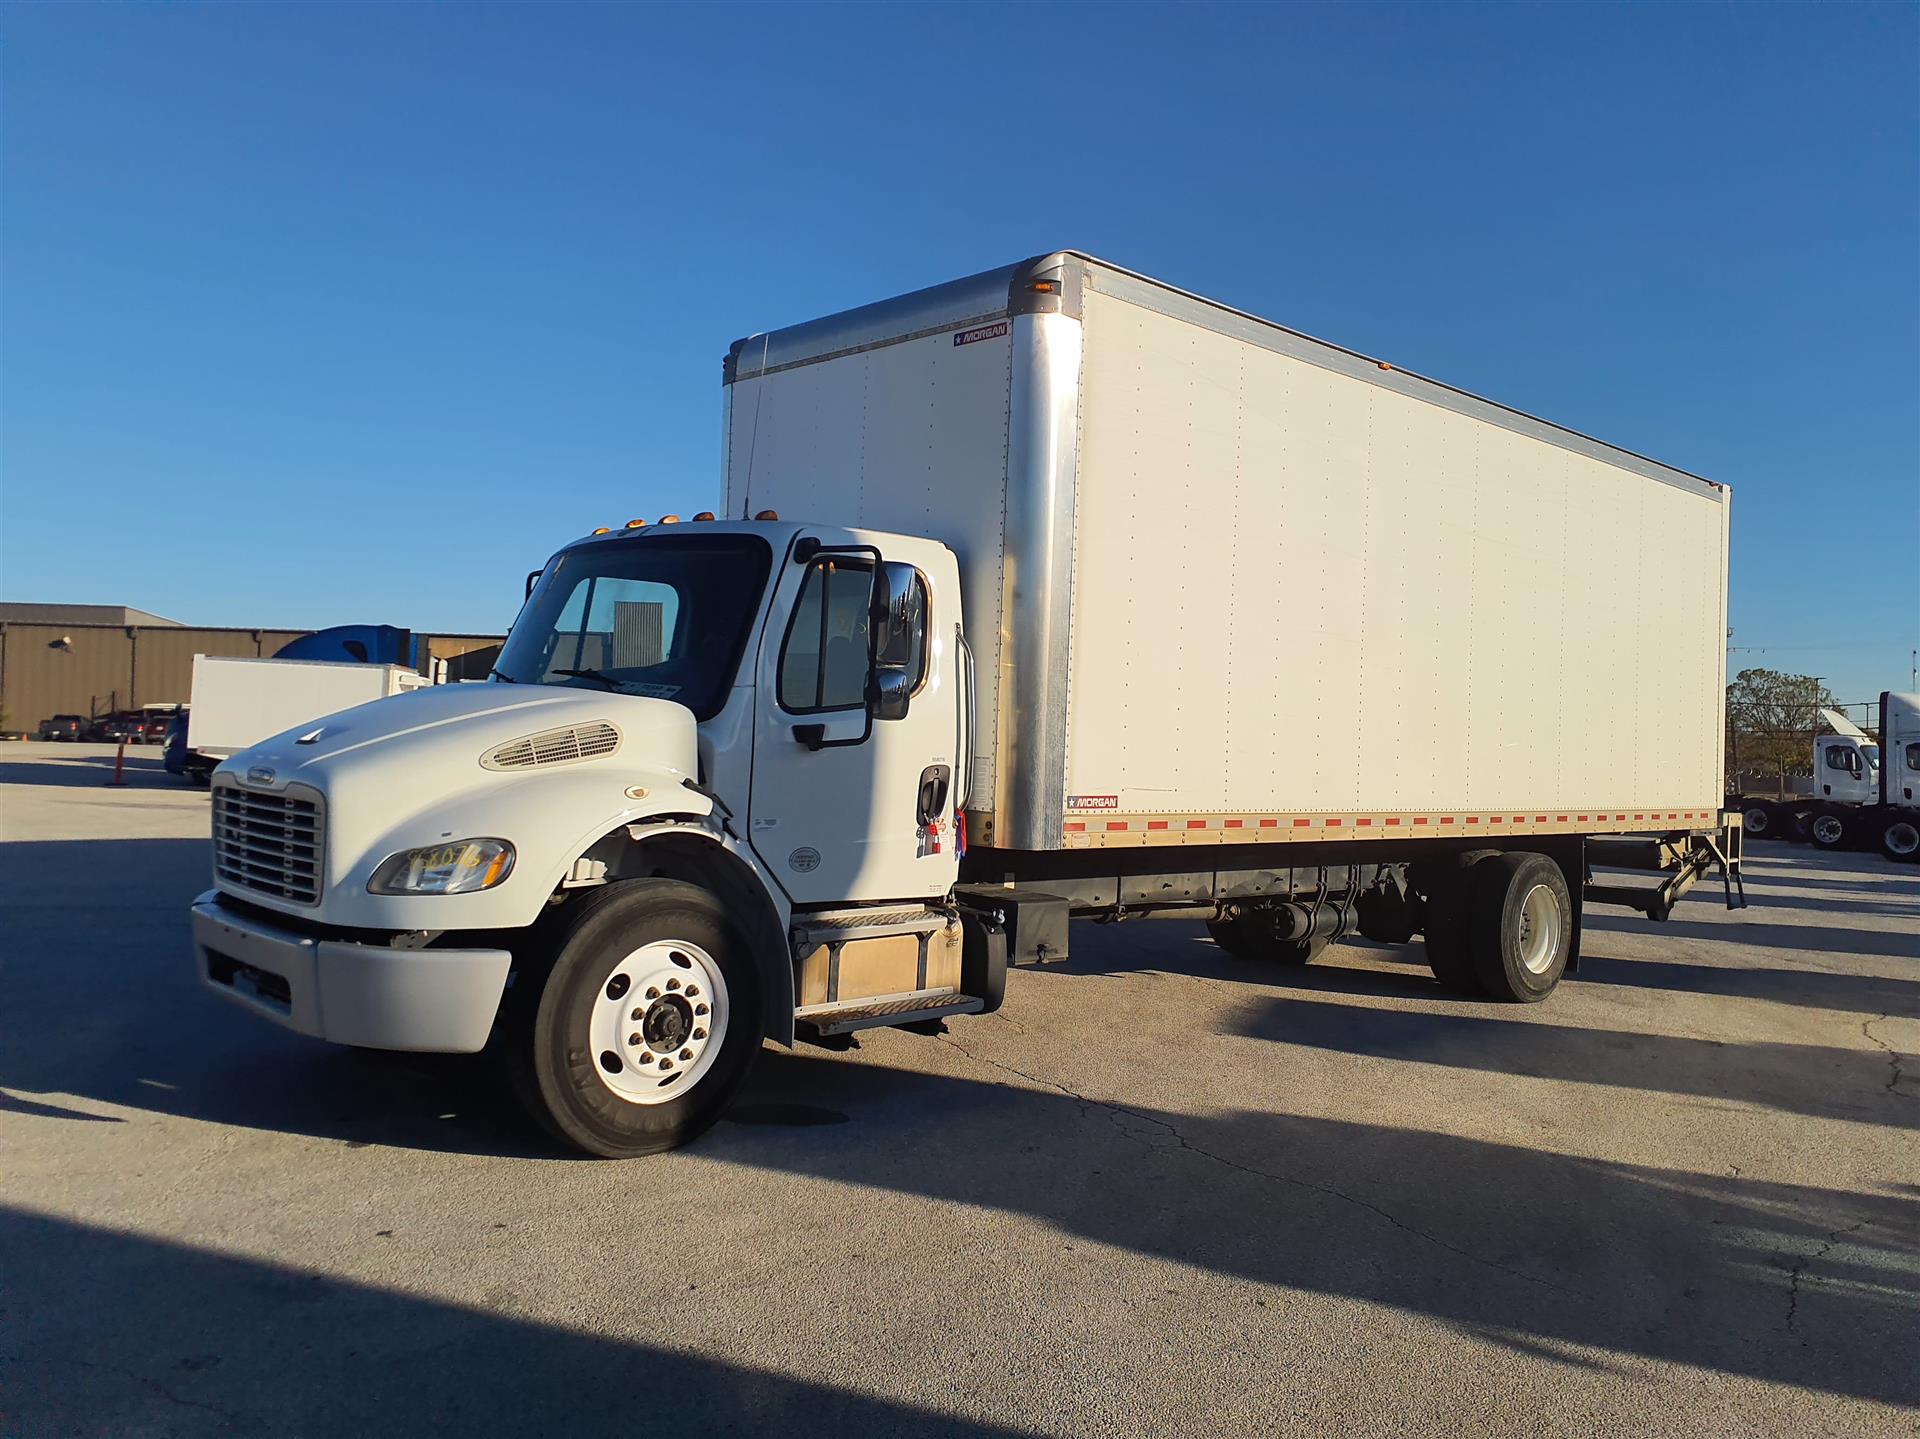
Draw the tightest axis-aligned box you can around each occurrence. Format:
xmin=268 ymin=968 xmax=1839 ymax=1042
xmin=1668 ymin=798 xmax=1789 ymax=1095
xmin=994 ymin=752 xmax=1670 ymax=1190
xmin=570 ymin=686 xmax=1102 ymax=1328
xmin=191 ymin=891 xmax=512 ymax=1053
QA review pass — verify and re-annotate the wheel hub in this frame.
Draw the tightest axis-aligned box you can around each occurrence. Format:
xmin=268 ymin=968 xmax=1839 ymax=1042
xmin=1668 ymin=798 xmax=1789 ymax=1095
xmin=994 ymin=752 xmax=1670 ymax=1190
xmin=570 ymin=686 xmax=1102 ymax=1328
xmin=588 ymin=941 xmax=727 ymax=1106
xmin=1516 ymin=883 xmax=1562 ymax=975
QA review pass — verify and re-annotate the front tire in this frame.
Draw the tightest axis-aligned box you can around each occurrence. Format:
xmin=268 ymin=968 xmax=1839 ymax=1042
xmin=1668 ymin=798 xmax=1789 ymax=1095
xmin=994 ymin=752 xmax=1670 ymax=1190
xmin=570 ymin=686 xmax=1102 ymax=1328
xmin=1808 ymin=810 xmax=1850 ymax=851
xmin=505 ymin=878 xmax=761 ymax=1158
xmin=1879 ymin=815 xmax=1920 ymax=864
xmin=1741 ymin=803 xmax=1774 ymax=838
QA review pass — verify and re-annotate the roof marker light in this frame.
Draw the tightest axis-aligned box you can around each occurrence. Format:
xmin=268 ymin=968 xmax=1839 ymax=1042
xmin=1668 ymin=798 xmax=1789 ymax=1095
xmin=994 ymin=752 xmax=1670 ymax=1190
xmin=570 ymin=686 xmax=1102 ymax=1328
xmin=692 ymin=511 xmax=716 ymax=521
xmin=657 ymin=514 xmax=680 ymax=524
xmin=625 ymin=519 xmax=646 ymax=529
xmin=591 ymin=527 xmax=612 ymax=535
xmin=754 ymin=509 xmax=779 ymax=521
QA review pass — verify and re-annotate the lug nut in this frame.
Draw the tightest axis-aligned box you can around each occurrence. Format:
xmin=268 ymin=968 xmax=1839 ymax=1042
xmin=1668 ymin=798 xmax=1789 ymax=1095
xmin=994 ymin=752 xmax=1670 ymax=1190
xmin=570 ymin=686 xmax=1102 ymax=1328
xmin=691 ymin=1027 xmax=706 ymax=1040
xmin=666 ymin=978 xmax=680 ymax=991
xmin=657 ymin=1058 xmax=672 ymax=1071
xmin=679 ymin=1048 xmax=693 ymax=1060
xmin=628 ymin=1033 xmax=641 ymax=1046
xmin=645 ymin=986 xmax=661 ymax=1000
xmin=639 ymin=1051 xmax=654 ymax=1064
xmin=631 ymin=1007 xmax=644 ymax=1021
xmin=695 ymin=1003 xmax=709 ymax=1016
xmin=685 ymin=985 xmax=699 ymax=997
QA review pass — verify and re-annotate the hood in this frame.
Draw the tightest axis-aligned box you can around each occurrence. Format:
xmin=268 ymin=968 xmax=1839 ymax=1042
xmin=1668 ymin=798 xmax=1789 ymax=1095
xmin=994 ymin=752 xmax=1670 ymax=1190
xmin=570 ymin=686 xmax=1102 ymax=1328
xmin=223 ymin=680 xmax=697 ymax=786
xmin=209 ymin=681 xmax=708 ymax=929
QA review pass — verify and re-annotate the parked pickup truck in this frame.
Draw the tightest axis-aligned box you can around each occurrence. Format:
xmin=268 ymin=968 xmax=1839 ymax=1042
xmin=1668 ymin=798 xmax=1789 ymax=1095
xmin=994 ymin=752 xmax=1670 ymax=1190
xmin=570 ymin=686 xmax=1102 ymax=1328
xmin=191 ymin=252 xmax=1743 ymax=1157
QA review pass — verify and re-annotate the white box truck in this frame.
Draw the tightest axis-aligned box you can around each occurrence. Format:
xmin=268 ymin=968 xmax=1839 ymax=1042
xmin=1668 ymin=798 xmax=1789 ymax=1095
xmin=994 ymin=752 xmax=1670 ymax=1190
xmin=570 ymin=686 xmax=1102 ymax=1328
xmin=191 ymin=252 xmax=1742 ymax=1157
xmin=185 ymin=655 xmax=430 ymax=780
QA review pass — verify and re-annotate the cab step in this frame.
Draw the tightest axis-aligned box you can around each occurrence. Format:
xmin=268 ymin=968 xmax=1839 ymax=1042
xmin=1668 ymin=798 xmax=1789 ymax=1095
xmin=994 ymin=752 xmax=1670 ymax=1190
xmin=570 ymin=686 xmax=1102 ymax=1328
xmin=797 ymin=992 xmax=985 ymax=1038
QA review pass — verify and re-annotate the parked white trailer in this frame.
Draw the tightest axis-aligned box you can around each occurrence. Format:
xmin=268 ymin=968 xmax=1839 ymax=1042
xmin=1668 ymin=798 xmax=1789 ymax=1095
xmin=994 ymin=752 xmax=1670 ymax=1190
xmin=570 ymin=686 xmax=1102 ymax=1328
xmin=187 ymin=655 xmax=429 ymax=767
xmin=191 ymin=252 xmax=1744 ymax=1158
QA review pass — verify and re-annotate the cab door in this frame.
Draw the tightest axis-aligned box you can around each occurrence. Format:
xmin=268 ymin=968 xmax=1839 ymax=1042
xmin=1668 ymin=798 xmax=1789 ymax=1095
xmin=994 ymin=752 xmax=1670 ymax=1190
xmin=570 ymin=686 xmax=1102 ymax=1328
xmin=748 ymin=538 xmax=963 ymax=906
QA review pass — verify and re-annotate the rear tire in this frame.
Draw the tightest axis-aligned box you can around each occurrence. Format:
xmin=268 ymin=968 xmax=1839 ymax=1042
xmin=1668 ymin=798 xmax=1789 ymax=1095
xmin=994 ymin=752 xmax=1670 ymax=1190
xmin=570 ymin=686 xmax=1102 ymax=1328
xmin=503 ymin=878 xmax=761 ymax=1159
xmin=1469 ymin=852 xmax=1573 ymax=1003
xmin=1741 ymin=803 xmax=1774 ymax=838
xmin=1412 ymin=852 xmax=1496 ymax=994
xmin=1879 ymin=815 xmax=1920 ymax=864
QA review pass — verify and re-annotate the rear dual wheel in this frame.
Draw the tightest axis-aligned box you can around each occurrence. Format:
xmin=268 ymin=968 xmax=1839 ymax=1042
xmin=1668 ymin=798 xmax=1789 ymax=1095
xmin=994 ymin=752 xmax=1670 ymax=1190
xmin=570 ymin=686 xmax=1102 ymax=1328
xmin=1879 ymin=816 xmax=1920 ymax=864
xmin=1416 ymin=851 xmax=1573 ymax=1002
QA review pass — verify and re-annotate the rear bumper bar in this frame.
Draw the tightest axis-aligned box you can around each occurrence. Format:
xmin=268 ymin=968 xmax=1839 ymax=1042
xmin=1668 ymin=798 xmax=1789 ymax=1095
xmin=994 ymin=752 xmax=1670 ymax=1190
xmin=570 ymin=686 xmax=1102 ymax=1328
xmin=190 ymin=891 xmax=511 ymax=1053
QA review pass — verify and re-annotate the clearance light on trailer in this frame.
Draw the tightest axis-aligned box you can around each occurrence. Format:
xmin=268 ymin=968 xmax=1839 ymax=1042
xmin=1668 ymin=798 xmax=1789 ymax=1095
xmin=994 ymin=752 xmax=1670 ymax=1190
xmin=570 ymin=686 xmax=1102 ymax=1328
xmin=692 ymin=511 xmax=716 ymax=521
xmin=754 ymin=509 xmax=779 ymax=521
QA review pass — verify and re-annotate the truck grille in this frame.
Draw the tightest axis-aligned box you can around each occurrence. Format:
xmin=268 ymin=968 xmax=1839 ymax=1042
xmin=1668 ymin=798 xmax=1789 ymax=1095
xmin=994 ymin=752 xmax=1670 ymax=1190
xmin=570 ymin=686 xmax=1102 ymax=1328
xmin=211 ymin=779 xmax=325 ymax=905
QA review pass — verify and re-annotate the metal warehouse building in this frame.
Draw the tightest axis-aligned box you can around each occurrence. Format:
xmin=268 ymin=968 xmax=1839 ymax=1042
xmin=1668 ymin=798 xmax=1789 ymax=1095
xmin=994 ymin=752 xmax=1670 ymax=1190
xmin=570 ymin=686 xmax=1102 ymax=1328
xmin=0 ymin=604 xmax=502 ymax=735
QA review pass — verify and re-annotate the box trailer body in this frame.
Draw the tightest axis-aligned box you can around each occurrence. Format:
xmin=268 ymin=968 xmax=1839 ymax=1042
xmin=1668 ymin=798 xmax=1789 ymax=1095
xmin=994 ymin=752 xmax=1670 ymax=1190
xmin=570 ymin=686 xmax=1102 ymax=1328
xmin=189 ymin=251 xmax=1744 ymax=1159
xmin=187 ymin=655 xmax=429 ymax=761
xmin=723 ymin=253 xmax=1731 ymax=855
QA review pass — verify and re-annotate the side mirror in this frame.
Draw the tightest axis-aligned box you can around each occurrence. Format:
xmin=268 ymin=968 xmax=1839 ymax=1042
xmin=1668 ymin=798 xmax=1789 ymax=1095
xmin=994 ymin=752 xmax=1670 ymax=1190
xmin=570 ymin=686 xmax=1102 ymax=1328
xmin=526 ymin=569 xmax=543 ymax=600
xmin=870 ymin=668 xmax=913 ymax=722
xmin=870 ymin=562 xmax=922 ymax=670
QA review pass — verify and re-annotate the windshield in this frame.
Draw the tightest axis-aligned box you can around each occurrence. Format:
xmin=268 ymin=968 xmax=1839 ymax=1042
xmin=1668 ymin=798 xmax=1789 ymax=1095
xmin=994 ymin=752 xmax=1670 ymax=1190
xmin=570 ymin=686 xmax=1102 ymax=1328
xmin=494 ymin=533 xmax=773 ymax=719
xmin=1864 ymin=745 xmax=1880 ymax=769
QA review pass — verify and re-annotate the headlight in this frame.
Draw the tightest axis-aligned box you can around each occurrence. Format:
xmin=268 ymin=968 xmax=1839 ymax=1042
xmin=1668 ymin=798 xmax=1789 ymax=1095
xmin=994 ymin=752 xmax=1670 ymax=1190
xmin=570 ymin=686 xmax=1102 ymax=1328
xmin=368 ymin=839 xmax=515 ymax=895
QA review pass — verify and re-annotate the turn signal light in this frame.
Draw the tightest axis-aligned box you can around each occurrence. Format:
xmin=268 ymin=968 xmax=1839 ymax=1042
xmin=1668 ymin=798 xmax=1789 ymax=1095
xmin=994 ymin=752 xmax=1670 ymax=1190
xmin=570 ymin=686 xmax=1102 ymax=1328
xmin=754 ymin=509 xmax=779 ymax=521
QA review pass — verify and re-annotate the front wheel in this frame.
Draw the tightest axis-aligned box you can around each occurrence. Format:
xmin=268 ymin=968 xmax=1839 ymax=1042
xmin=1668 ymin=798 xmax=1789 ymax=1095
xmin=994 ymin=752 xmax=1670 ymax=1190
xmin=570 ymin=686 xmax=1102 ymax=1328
xmin=1808 ymin=811 xmax=1850 ymax=851
xmin=1880 ymin=815 xmax=1920 ymax=864
xmin=504 ymin=878 xmax=762 ymax=1158
xmin=1741 ymin=803 xmax=1774 ymax=838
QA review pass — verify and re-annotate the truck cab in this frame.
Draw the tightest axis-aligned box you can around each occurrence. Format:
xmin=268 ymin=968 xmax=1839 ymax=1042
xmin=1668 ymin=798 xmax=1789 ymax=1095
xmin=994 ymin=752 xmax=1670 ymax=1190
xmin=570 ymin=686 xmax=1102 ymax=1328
xmin=1815 ymin=735 xmax=1878 ymax=807
xmin=191 ymin=518 xmax=983 ymax=1156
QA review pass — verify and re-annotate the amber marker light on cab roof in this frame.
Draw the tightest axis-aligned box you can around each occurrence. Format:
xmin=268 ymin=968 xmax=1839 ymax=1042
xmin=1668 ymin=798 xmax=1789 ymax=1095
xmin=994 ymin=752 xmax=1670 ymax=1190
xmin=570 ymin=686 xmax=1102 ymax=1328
xmin=591 ymin=526 xmax=612 ymax=535
xmin=657 ymin=514 xmax=680 ymax=524
xmin=692 ymin=511 xmax=716 ymax=521
xmin=754 ymin=509 xmax=779 ymax=521
xmin=624 ymin=519 xmax=646 ymax=529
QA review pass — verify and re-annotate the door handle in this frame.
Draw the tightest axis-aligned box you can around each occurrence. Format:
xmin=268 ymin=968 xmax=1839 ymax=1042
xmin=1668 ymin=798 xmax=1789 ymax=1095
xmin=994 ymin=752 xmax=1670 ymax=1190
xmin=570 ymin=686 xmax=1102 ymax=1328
xmin=917 ymin=765 xmax=952 ymax=825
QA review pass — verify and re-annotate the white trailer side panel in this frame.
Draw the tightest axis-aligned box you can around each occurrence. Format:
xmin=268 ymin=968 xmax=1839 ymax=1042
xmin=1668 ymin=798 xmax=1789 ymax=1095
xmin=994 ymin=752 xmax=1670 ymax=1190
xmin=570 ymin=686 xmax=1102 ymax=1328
xmin=1064 ymin=280 xmax=1729 ymax=823
xmin=189 ymin=657 xmax=425 ymax=759
xmin=724 ymin=326 xmax=1013 ymax=799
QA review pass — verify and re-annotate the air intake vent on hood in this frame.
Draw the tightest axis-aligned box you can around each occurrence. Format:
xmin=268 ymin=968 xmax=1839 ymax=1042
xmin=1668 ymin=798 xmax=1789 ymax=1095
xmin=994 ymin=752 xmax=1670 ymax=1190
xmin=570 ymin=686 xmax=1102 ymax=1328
xmin=484 ymin=722 xmax=621 ymax=771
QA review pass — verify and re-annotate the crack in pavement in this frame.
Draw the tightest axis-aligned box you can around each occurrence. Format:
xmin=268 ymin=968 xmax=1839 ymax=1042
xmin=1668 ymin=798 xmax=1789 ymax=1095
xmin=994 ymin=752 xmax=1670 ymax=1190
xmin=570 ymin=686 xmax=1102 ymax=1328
xmin=1861 ymin=1014 xmax=1912 ymax=1100
xmin=41 ymin=1354 xmax=259 ymax=1429
xmin=938 ymin=1033 xmax=1587 ymax=1301
xmin=1784 ymin=1219 xmax=1871 ymax=1336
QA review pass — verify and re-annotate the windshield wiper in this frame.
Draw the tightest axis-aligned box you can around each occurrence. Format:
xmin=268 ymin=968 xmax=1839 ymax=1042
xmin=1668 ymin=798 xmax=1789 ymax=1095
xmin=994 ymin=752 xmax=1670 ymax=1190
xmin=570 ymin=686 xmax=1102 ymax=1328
xmin=551 ymin=667 xmax=621 ymax=691
xmin=488 ymin=669 xmax=518 ymax=683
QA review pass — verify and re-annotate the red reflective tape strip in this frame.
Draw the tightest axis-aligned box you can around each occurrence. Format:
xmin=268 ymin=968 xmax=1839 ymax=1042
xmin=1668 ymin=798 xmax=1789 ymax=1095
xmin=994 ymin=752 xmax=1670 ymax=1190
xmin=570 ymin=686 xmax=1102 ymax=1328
xmin=1414 ymin=817 xmax=1429 ymax=826
xmin=1225 ymin=819 xmax=1244 ymax=829
xmin=1535 ymin=816 xmax=1547 ymax=823
xmin=1385 ymin=817 xmax=1401 ymax=826
xmin=1355 ymin=818 xmax=1372 ymax=827
xmin=1064 ymin=822 xmax=1085 ymax=833
xmin=1578 ymin=815 xmax=1589 ymax=822
xmin=1106 ymin=821 xmax=1128 ymax=832
xmin=1293 ymin=818 xmax=1312 ymax=828
xmin=1466 ymin=816 xmax=1480 ymax=825
xmin=1187 ymin=820 xmax=1207 ymax=830
xmin=1260 ymin=818 xmax=1278 ymax=828
xmin=1147 ymin=820 xmax=1169 ymax=831
xmin=1325 ymin=818 xmax=1344 ymax=828
xmin=1557 ymin=815 xmax=1568 ymax=822
xmin=1514 ymin=816 xmax=1526 ymax=823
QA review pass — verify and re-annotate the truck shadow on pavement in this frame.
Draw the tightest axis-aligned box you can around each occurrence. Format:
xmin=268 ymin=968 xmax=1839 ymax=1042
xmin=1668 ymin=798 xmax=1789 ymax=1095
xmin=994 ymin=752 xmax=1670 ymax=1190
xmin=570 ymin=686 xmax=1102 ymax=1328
xmin=0 ymin=1203 xmax=1028 ymax=1438
xmin=0 ymin=752 xmax=179 ymax=788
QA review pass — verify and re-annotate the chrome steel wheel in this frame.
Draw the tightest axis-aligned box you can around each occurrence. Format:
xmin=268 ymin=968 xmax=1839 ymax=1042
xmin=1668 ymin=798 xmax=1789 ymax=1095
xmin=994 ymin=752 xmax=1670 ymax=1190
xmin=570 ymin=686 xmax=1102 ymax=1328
xmin=588 ymin=939 xmax=729 ymax=1106
xmin=1516 ymin=882 xmax=1562 ymax=975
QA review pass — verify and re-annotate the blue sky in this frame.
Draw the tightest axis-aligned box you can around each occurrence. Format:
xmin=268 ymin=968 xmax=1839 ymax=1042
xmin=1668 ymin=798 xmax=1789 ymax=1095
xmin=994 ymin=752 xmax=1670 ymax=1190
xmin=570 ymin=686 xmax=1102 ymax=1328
xmin=3 ymin=2 xmax=1915 ymax=705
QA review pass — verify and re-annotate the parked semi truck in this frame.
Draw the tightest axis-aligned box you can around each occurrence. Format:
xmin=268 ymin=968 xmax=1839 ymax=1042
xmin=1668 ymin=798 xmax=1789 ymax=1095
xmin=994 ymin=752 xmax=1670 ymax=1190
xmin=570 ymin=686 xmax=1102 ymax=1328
xmin=191 ymin=253 xmax=1741 ymax=1158
xmin=1739 ymin=695 xmax=1920 ymax=861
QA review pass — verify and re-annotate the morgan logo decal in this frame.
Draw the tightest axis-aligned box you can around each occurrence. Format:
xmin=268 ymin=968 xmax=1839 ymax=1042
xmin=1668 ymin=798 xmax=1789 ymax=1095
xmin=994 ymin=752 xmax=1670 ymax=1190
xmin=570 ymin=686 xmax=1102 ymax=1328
xmin=953 ymin=321 xmax=1009 ymax=347
xmin=1067 ymin=795 xmax=1119 ymax=810
xmin=788 ymin=846 xmax=822 ymax=873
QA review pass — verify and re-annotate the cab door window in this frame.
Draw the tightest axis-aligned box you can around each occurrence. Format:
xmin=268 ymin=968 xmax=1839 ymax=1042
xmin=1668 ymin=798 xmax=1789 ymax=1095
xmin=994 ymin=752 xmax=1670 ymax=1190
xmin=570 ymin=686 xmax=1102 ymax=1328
xmin=778 ymin=558 xmax=928 ymax=714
